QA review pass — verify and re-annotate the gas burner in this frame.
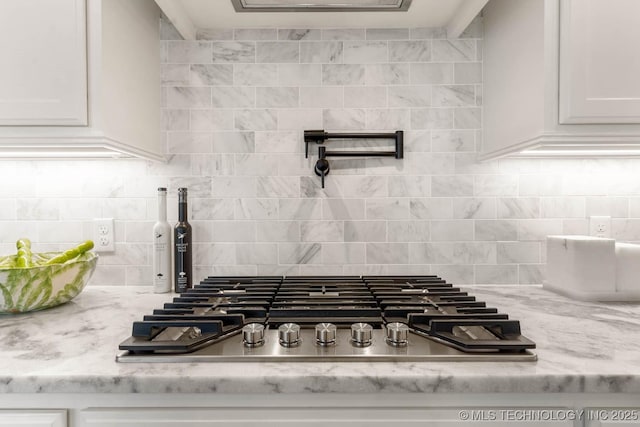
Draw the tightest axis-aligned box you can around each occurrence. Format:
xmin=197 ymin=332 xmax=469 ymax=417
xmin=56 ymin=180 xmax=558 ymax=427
xmin=117 ymin=276 xmax=536 ymax=362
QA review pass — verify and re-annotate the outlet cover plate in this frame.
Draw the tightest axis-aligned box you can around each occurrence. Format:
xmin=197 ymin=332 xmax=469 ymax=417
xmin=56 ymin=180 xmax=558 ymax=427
xmin=93 ymin=218 xmax=115 ymax=252
xmin=589 ymin=215 xmax=611 ymax=238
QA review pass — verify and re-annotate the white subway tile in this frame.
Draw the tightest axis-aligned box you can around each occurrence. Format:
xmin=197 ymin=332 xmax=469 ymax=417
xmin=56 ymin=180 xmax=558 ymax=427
xmin=257 ymin=176 xmax=300 ymax=198
xmin=190 ymin=109 xmax=234 ymax=131
xmin=212 ymin=177 xmax=256 ymax=197
xmin=278 ymin=109 xmax=323 ymax=130
xmin=197 ymin=28 xmax=233 ymax=41
xmin=452 ymin=198 xmax=496 ymax=219
xmin=280 ymin=199 xmax=322 ymax=220
xmin=323 ymin=108 xmax=366 ymax=130
xmin=367 ymin=28 xmax=408 ymax=40
xmin=212 ymin=221 xmax=256 ymax=242
xmin=366 ymin=243 xmax=408 ymax=264
xmin=475 ymin=220 xmax=518 ymax=241
xmin=234 ymin=64 xmax=278 ymax=86
xmin=300 ymin=220 xmax=344 ymax=242
xmin=475 ymin=265 xmax=518 ymax=284
xmin=191 ymin=198 xmax=235 ymax=220
xmin=344 ymin=86 xmax=387 ymax=108
xmin=344 ymin=41 xmax=388 ymax=64
xmin=235 ymin=154 xmax=280 ymax=176
xmin=236 ymin=198 xmax=278 ymax=220
xmin=279 ymin=243 xmax=321 ymax=264
xmin=431 ymin=220 xmax=474 ymax=241
xmin=16 ymin=199 xmax=59 ymax=220
xmin=410 ymin=27 xmax=447 ymax=39
xmin=257 ymin=220 xmax=299 ymax=241
xmin=256 ymin=87 xmax=299 ymax=108
xmin=344 ymin=221 xmax=386 ymax=242
xmin=190 ymin=64 xmax=233 ymax=86
xmin=167 ymin=41 xmax=212 ymax=63
xmin=497 ymin=242 xmax=540 ymax=264
xmin=165 ymin=87 xmax=211 ymax=108
xmin=432 ymin=40 xmax=476 ymax=62
xmin=322 ymin=242 xmax=365 ymax=264
xmin=234 ymin=109 xmax=278 ymax=131
xmin=235 ymin=29 xmax=277 ymax=41
xmin=278 ymin=64 xmax=322 ymax=86
xmin=211 ymin=131 xmax=255 ymax=153
xmin=279 ymin=29 xmax=321 ymax=41
xmin=365 ymin=64 xmax=410 ymax=85
xmin=167 ymin=132 xmax=212 ymax=153
xmin=322 ymin=199 xmax=365 ymax=220
xmin=432 ymin=85 xmax=475 ymax=107
xmin=212 ymin=41 xmax=256 ymax=63
xmin=389 ymin=40 xmax=430 ymax=62
xmin=431 ymin=130 xmax=474 ymax=152
xmin=255 ymin=131 xmax=300 ymax=153
xmin=300 ymin=41 xmax=343 ymax=63
xmin=366 ymin=198 xmax=409 ymax=220
xmin=388 ymin=86 xmax=431 ymax=108
xmin=410 ymin=63 xmax=454 ymax=84
xmin=236 ymin=243 xmax=278 ymax=264
xmin=300 ymin=87 xmax=342 ymax=108
xmin=409 ymin=198 xmax=453 ymax=219
xmin=212 ymin=86 xmax=255 ymax=108
xmin=388 ymin=221 xmax=430 ymax=242
xmin=322 ymin=28 xmax=365 ymax=40
xmin=322 ymin=64 xmax=365 ymax=85
xmin=257 ymin=41 xmax=299 ymax=63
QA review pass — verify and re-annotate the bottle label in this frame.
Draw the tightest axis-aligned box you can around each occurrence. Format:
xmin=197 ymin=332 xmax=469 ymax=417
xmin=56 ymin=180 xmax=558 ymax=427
xmin=176 ymin=242 xmax=188 ymax=252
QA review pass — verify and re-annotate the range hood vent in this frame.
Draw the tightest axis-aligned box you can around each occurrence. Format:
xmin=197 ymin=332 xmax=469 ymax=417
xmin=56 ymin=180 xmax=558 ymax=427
xmin=231 ymin=0 xmax=412 ymax=12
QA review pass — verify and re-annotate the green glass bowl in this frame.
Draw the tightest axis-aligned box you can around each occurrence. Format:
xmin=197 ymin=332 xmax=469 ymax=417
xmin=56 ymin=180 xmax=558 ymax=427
xmin=0 ymin=252 xmax=98 ymax=314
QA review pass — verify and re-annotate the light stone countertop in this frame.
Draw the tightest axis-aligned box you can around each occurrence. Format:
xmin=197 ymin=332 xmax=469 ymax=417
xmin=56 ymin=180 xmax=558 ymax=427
xmin=1 ymin=285 xmax=639 ymax=394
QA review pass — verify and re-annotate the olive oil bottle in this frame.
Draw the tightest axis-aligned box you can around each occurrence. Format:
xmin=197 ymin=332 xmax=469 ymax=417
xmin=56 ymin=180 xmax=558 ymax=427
xmin=152 ymin=187 xmax=171 ymax=293
xmin=174 ymin=188 xmax=192 ymax=293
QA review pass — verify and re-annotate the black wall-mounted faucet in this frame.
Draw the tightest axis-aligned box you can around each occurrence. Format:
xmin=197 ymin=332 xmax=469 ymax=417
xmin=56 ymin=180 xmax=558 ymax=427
xmin=304 ymin=130 xmax=404 ymax=188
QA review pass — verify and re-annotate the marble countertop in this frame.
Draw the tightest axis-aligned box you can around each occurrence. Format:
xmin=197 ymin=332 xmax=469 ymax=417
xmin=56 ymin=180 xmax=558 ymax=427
xmin=1 ymin=285 xmax=639 ymax=394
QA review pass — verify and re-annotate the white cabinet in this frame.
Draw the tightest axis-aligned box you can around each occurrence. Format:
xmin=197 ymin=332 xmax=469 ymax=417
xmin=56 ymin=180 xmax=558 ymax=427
xmin=482 ymin=0 xmax=640 ymax=159
xmin=0 ymin=0 xmax=164 ymax=161
xmin=79 ymin=407 xmax=576 ymax=427
xmin=0 ymin=0 xmax=87 ymax=126
xmin=559 ymin=0 xmax=640 ymax=124
xmin=0 ymin=409 xmax=66 ymax=427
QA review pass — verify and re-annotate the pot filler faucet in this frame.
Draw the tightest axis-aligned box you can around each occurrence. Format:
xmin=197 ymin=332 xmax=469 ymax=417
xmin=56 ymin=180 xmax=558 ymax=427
xmin=303 ymin=130 xmax=404 ymax=188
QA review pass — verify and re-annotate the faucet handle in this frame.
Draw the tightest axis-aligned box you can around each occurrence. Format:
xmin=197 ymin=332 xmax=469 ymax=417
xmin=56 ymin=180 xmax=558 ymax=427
xmin=314 ymin=146 xmax=330 ymax=188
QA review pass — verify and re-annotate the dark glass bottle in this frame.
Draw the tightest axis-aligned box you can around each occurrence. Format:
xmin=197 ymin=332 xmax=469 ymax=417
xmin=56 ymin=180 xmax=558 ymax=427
xmin=174 ymin=187 xmax=192 ymax=293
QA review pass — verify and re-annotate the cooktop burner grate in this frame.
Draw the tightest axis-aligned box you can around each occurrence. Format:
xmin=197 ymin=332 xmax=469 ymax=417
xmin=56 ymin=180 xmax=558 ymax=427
xmin=117 ymin=275 xmax=536 ymax=362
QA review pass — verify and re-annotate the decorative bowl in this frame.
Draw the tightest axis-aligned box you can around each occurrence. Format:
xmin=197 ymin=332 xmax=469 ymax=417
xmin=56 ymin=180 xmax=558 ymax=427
xmin=0 ymin=252 xmax=98 ymax=314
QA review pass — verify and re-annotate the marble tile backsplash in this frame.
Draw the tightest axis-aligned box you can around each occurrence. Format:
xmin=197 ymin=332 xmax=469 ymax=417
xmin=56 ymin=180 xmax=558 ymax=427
xmin=3 ymin=17 xmax=640 ymax=286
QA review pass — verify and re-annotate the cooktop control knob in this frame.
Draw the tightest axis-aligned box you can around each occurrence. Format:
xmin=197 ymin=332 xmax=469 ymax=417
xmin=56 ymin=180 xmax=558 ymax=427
xmin=242 ymin=323 xmax=265 ymax=348
xmin=386 ymin=322 xmax=409 ymax=347
xmin=278 ymin=323 xmax=301 ymax=347
xmin=350 ymin=323 xmax=373 ymax=347
xmin=315 ymin=323 xmax=337 ymax=346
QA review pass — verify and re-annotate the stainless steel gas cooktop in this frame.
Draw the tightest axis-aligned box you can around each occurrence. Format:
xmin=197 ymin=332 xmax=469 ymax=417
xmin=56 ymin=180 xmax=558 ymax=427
xmin=116 ymin=275 xmax=537 ymax=362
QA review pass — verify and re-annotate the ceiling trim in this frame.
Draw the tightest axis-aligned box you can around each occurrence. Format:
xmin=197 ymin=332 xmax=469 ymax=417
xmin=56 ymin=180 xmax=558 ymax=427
xmin=446 ymin=0 xmax=488 ymax=38
xmin=154 ymin=0 xmax=197 ymax=40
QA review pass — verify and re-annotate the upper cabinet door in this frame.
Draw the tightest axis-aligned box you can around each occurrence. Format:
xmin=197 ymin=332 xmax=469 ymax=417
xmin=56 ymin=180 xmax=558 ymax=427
xmin=559 ymin=0 xmax=640 ymax=124
xmin=0 ymin=0 xmax=87 ymax=126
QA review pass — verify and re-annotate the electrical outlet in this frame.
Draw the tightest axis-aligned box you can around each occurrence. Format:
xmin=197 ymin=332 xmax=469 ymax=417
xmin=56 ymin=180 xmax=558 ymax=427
xmin=93 ymin=218 xmax=115 ymax=252
xmin=589 ymin=215 xmax=611 ymax=238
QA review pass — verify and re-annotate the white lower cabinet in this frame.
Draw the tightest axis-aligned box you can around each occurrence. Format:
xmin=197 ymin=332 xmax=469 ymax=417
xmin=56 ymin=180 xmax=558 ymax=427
xmin=0 ymin=409 xmax=66 ymax=427
xmin=79 ymin=407 xmax=576 ymax=427
xmin=584 ymin=408 xmax=640 ymax=426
